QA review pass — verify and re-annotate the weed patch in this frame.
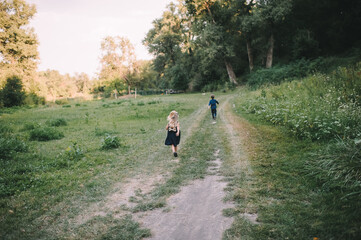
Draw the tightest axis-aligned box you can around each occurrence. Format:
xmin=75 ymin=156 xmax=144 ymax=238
xmin=101 ymin=134 xmax=121 ymax=150
xmin=0 ymin=136 xmax=28 ymax=160
xmin=29 ymin=126 xmax=64 ymax=141
xmin=230 ymin=81 xmax=361 ymax=238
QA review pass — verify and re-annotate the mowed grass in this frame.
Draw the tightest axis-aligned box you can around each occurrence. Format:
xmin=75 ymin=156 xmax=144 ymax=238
xmin=0 ymin=93 xmax=209 ymax=239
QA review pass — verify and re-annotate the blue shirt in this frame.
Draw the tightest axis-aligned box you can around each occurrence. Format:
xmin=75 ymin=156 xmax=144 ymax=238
xmin=208 ymin=99 xmax=219 ymax=109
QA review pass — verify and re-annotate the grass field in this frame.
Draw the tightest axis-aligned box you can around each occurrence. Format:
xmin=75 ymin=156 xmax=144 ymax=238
xmin=1 ymin=87 xmax=360 ymax=239
xmin=0 ymin=93 xmax=214 ymax=239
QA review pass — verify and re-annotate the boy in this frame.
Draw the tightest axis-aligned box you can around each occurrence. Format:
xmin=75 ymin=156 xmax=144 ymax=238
xmin=208 ymin=94 xmax=219 ymax=120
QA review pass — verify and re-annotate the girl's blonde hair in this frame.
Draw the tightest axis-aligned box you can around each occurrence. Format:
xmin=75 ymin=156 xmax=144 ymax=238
xmin=167 ymin=110 xmax=179 ymax=122
xmin=167 ymin=111 xmax=179 ymax=131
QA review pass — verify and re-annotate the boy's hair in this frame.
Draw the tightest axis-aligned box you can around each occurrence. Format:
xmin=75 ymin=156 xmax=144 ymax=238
xmin=211 ymin=94 xmax=215 ymax=99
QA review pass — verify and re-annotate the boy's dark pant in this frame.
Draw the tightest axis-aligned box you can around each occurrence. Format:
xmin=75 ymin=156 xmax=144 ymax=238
xmin=211 ymin=109 xmax=217 ymax=119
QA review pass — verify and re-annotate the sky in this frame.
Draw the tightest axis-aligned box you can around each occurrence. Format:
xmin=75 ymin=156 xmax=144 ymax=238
xmin=27 ymin=0 xmax=173 ymax=78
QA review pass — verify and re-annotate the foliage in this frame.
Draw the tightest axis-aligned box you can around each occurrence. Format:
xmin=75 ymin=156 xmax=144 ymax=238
xmin=29 ymin=126 xmax=64 ymax=141
xmin=101 ymin=134 xmax=121 ymax=150
xmin=0 ymin=0 xmax=38 ymax=91
xmin=37 ymin=70 xmax=92 ymax=101
xmin=58 ymin=142 xmax=85 ymax=162
xmin=98 ymin=36 xmax=139 ymax=94
xmin=0 ymin=94 xmax=204 ymax=239
xmin=22 ymin=122 xmax=40 ymax=131
xmin=305 ymin=138 xmax=361 ymax=237
xmin=0 ymin=76 xmax=26 ymax=107
xmin=307 ymin=138 xmax=361 ymax=192
xmin=241 ymin=63 xmax=361 ymax=140
xmin=46 ymin=118 xmax=68 ymax=127
xmin=0 ymin=136 xmax=28 ymax=160
xmin=55 ymin=99 xmax=69 ymax=105
xmin=246 ymin=55 xmax=361 ymax=87
xmin=24 ymin=92 xmax=46 ymax=105
xmin=231 ymin=85 xmax=361 ymax=238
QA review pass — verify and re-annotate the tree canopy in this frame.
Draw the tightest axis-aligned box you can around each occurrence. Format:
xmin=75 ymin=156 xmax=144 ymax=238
xmin=143 ymin=0 xmax=361 ymax=91
xmin=0 ymin=0 xmax=38 ymax=91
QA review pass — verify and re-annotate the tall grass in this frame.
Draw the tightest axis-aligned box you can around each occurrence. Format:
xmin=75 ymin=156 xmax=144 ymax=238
xmin=242 ymin=63 xmax=361 ymax=141
xmin=247 ymin=53 xmax=361 ymax=88
xmin=235 ymin=62 xmax=361 ymax=238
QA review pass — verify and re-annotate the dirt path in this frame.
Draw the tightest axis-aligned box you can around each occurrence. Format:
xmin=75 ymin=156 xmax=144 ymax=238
xmin=138 ymin=149 xmax=233 ymax=240
xmin=136 ymin=96 xmax=247 ymax=240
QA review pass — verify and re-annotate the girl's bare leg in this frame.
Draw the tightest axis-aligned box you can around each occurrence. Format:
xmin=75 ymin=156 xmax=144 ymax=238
xmin=172 ymin=145 xmax=176 ymax=153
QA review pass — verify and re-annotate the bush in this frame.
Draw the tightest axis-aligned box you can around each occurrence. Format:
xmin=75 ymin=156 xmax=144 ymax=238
xmin=58 ymin=142 xmax=85 ymax=162
xmin=55 ymin=99 xmax=69 ymax=105
xmin=0 ymin=124 xmax=13 ymax=136
xmin=241 ymin=64 xmax=361 ymax=140
xmin=101 ymin=134 xmax=121 ymax=150
xmin=46 ymin=118 xmax=68 ymax=127
xmin=95 ymin=127 xmax=114 ymax=136
xmin=24 ymin=93 xmax=46 ymax=105
xmin=0 ymin=76 xmax=26 ymax=107
xmin=22 ymin=122 xmax=41 ymax=131
xmin=0 ymin=136 xmax=28 ymax=160
xmin=29 ymin=127 xmax=64 ymax=141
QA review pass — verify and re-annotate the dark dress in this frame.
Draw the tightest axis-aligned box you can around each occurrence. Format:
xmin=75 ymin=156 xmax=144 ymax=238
xmin=165 ymin=127 xmax=181 ymax=146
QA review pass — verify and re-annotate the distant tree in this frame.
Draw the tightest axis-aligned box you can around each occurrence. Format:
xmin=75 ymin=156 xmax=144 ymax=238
xmin=74 ymin=72 xmax=91 ymax=94
xmin=0 ymin=76 xmax=25 ymax=107
xmin=0 ymin=0 xmax=39 ymax=90
xmin=143 ymin=3 xmax=184 ymax=88
xmin=99 ymin=36 xmax=138 ymax=94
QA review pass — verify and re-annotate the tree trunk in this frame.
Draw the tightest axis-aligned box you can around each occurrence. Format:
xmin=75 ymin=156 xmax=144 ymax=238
xmin=266 ymin=33 xmax=274 ymax=68
xmin=224 ymin=60 xmax=237 ymax=84
xmin=246 ymin=37 xmax=254 ymax=72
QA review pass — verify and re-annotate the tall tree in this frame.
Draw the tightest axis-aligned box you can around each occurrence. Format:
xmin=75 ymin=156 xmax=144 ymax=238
xmin=256 ymin=0 xmax=292 ymax=68
xmin=0 ymin=0 xmax=38 ymax=90
xmin=184 ymin=0 xmax=238 ymax=84
xmin=143 ymin=3 xmax=183 ymax=81
xmin=99 ymin=36 xmax=138 ymax=94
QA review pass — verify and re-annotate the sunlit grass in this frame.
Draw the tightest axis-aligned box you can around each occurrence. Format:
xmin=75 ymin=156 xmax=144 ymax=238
xmin=0 ymin=93 xmax=209 ymax=239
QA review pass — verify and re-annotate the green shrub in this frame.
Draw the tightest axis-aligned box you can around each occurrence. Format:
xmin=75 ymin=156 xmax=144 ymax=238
xmin=24 ymin=93 xmax=46 ymax=105
xmin=62 ymin=104 xmax=71 ymax=108
xmin=242 ymin=64 xmax=361 ymax=140
xmin=0 ymin=124 xmax=13 ymax=136
xmin=101 ymin=134 xmax=121 ymax=150
xmin=46 ymin=118 xmax=68 ymax=127
xmin=0 ymin=136 xmax=28 ymax=160
xmin=95 ymin=127 xmax=114 ymax=136
xmin=137 ymin=101 xmax=145 ymax=106
xmin=55 ymin=99 xmax=69 ymax=105
xmin=22 ymin=122 xmax=41 ymax=131
xmin=0 ymin=76 xmax=26 ymax=107
xmin=29 ymin=127 xmax=64 ymax=141
xmin=147 ymin=100 xmax=160 ymax=105
xmin=58 ymin=142 xmax=85 ymax=162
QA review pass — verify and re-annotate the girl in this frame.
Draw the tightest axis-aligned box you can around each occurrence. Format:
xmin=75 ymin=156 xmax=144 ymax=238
xmin=165 ymin=110 xmax=181 ymax=157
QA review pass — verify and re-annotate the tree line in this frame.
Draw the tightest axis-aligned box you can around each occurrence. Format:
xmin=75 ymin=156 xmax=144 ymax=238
xmin=143 ymin=0 xmax=361 ymax=91
xmin=1 ymin=0 xmax=361 ymax=107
